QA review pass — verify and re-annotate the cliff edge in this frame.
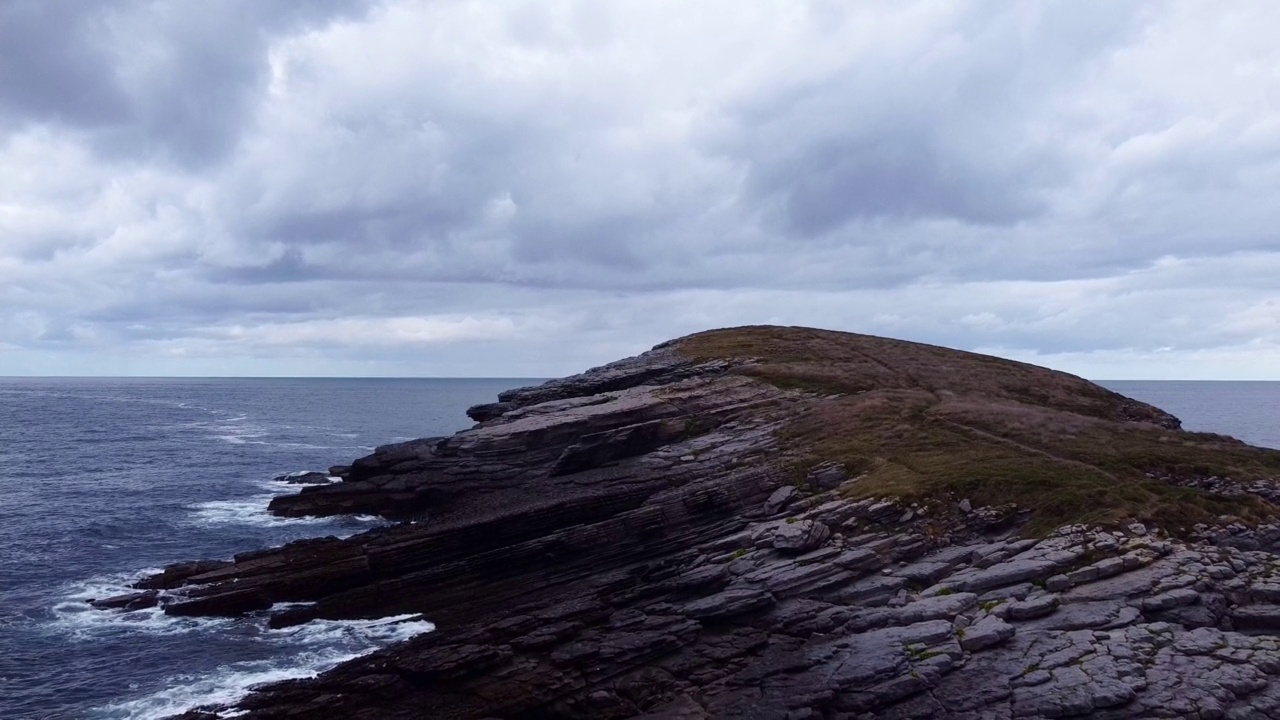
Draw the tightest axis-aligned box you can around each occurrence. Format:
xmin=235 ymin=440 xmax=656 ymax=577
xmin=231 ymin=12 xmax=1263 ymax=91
xmin=100 ymin=326 xmax=1280 ymax=719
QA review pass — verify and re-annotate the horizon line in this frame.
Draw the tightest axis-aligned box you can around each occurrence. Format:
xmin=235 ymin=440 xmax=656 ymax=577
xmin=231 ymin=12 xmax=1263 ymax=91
xmin=0 ymin=375 xmax=549 ymax=380
xmin=1 ymin=375 xmax=1279 ymax=382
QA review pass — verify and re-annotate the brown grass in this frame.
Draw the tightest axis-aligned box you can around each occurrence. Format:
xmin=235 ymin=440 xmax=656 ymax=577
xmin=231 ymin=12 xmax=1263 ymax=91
xmin=676 ymin=326 xmax=1280 ymax=535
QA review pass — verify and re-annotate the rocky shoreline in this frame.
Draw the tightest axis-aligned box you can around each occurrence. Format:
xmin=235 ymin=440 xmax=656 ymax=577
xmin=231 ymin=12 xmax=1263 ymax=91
xmin=88 ymin=326 xmax=1280 ymax=718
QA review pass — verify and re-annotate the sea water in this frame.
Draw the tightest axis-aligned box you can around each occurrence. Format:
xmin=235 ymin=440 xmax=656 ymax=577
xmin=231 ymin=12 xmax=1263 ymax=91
xmin=0 ymin=378 xmax=529 ymax=719
xmin=1101 ymin=381 xmax=1280 ymax=450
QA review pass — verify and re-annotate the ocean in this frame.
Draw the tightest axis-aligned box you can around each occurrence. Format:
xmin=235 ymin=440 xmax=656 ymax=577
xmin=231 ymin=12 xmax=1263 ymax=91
xmin=0 ymin=378 xmax=1276 ymax=719
xmin=1100 ymin=381 xmax=1280 ymax=450
xmin=0 ymin=378 xmax=532 ymax=720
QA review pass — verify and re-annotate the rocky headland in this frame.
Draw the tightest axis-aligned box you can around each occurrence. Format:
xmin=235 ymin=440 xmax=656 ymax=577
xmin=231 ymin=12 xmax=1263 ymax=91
xmin=95 ymin=326 xmax=1280 ymax=719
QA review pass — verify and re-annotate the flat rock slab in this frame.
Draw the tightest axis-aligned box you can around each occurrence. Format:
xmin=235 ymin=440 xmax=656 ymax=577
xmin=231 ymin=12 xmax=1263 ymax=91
xmin=763 ymin=485 xmax=799 ymax=515
xmin=681 ymin=588 xmax=776 ymax=622
xmin=87 ymin=590 xmax=159 ymax=611
xmin=952 ymin=558 xmax=1061 ymax=593
xmin=1005 ymin=594 xmax=1060 ymax=621
xmin=960 ymin=615 xmax=1014 ymax=652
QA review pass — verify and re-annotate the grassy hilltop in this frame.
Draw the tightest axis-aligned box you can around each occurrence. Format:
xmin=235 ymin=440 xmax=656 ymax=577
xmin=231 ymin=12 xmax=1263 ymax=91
xmin=676 ymin=325 xmax=1280 ymax=535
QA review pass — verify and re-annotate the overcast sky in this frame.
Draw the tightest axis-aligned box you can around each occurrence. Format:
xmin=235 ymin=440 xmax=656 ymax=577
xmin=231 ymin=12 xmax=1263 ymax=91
xmin=2 ymin=0 xmax=1278 ymax=379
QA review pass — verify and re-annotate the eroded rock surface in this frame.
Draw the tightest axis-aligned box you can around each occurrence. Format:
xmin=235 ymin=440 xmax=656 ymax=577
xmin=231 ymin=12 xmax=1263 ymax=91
xmin=100 ymin=327 xmax=1280 ymax=719
xmin=170 ymin=505 xmax=1280 ymax=719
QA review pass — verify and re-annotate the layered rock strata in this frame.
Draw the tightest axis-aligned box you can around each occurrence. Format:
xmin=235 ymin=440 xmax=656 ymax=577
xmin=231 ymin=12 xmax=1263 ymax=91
xmin=91 ymin=326 xmax=1280 ymax=719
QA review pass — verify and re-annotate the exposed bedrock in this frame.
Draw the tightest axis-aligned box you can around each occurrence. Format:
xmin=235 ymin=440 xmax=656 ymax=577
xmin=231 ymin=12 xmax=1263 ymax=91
xmin=114 ymin=326 xmax=1280 ymax=719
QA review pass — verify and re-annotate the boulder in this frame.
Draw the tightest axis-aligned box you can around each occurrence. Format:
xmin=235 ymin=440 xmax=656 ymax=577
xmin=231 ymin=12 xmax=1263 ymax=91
xmin=772 ymin=520 xmax=831 ymax=554
xmin=273 ymin=471 xmax=332 ymax=485
xmin=764 ymin=485 xmax=799 ymax=515
xmin=88 ymin=590 xmax=159 ymax=611
xmin=959 ymin=615 xmax=1014 ymax=651
xmin=806 ymin=463 xmax=847 ymax=490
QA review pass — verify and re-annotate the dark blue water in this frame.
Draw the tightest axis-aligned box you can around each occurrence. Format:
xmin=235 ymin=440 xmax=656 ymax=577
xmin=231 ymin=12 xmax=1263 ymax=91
xmin=0 ymin=379 xmax=1276 ymax=719
xmin=1100 ymin=381 xmax=1280 ymax=450
xmin=0 ymin=378 xmax=533 ymax=720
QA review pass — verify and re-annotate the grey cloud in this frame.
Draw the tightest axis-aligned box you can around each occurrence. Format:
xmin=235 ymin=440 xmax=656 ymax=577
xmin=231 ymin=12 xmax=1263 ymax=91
xmin=2 ymin=1 xmax=1279 ymax=378
xmin=1 ymin=0 xmax=371 ymax=166
xmin=747 ymin=127 xmax=1050 ymax=234
xmin=0 ymin=1 xmax=130 ymax=127
xmin=712 ymin=1 xmax=1141 ymax=238
xmin=253 ymin=196 xmax=484 ymax=253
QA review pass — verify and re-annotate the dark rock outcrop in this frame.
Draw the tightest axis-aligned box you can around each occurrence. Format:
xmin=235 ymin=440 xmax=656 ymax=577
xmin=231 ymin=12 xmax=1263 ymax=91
xmin=88 ymin=589 xmax=159 ymax=611
xmin=273 ymin=471 xmax=334 ymax=485
xmin=108 ymin=326 xmax=1280 ymax=719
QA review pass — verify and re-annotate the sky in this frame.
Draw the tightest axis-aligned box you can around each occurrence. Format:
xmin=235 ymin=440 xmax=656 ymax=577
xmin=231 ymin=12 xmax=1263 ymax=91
xmin=1 ymin=0 xmax=1278 ymax=379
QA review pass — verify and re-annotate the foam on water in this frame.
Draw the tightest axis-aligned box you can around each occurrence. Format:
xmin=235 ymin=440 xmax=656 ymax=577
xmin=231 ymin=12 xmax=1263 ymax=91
xmin=181 ymin=409 xmax=376 ymax=451
xmin=271 ymin=441 xmax=373 ymax=451
xmin=187 ymin=494 xmax=328 ymax=527
xmin=49 ymin=571 xmax=233 ymax=640
xmin=0 ymin=376 xmax=528 ymax=719
xmin=91 ymin=616 xmax=434 ymax=720
xmin=276 ymin=614 xmax=435 ymax=647
xmin=188 ymin=413 xmax=274 ymax=446
xmin=259 ymin=474 xmax=341 ymax=488
xmin=52 ymin=572 xmax=434 ymax=719
xmin=185 ymin=475 xmax=379 ymax=530
xmin=186 ymin=493 xmax=383 ymax=532
xmin=213 ymin=435 xmax=371 ymax=451
xmin=268 ymin=601 xmax=317 ymax=612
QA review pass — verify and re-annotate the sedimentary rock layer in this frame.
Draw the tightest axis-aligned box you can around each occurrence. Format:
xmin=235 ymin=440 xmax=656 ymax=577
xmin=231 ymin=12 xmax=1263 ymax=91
xmin=106 ymin=326 xmax=1280 ymax=719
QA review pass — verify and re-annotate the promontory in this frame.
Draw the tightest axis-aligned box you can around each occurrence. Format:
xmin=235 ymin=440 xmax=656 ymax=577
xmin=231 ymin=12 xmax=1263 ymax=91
xmin=101 ymin=326 xmax=1280 ymax=719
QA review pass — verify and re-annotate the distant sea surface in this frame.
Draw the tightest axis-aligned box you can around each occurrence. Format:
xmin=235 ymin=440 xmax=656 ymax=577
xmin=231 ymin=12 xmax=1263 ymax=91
xmin=1100 ymin=381 xmax=1280 ymax=450
xmin=0 ymin=378 xmax=1276 ymax=719
xmin=0 ymin=378 xmax=535 ymax=720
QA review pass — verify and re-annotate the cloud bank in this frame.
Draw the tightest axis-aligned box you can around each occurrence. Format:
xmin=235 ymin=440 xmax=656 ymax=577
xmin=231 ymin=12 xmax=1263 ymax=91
xmin=2 ymin=0 xmax=1278 ymax=378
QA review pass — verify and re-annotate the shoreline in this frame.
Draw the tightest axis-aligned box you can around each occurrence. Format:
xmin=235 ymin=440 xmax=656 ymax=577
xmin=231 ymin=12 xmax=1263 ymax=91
xmin=84 ymin=327 xmax=1280 ymax=719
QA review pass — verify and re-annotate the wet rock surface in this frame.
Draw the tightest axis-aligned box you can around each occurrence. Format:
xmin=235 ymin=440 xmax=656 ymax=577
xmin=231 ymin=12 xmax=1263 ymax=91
xmin=99 ymin=328 xmax=1280 ymax=719
xmin=272 ymin=470 xmax=335 ymax=485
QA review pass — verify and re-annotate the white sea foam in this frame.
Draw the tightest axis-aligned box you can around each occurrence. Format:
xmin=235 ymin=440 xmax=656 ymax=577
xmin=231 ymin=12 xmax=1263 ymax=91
xmin=92 ymin=616 xmax=434 ymax=719
xmin=212 ymin=434 xmax=363 ymax=450
xmin=209 ymin=425 xmax=267 ymax=442
xmin=271 ymin=614 xmax=434 ymax=647
xmin=192 ymin=414 xmax=272 ymax=446
xmin=257 ymin=478 xmax=341 ymax=497
xmin=59 ymin=568 xmax=161 ymax=603
xmin=59 ymin=570 xmax=433 ymax=719
xmin=268 ymin=601 xmax=317 ymax=612
xmin=189 ymin=496 xmax=321 ymax=527
xmin=268 ymin=471 xmax=339 ymax=485
xmin=176 ymin=402 xmax=218 ymax=413
xmin=264 ymin=475 xmax=342 ymax=488
xmin=268 ymin=441 xmax=356 ymax=450
xmin=188 ymin=469 xmax=382 ymax=532
xmin=196 ymin=415 xmax=370 ymax=450
xmin=49 ymin=570 xmax=232 ymax=640
xmin=186 ymin=494 xmax=383 ymax=533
